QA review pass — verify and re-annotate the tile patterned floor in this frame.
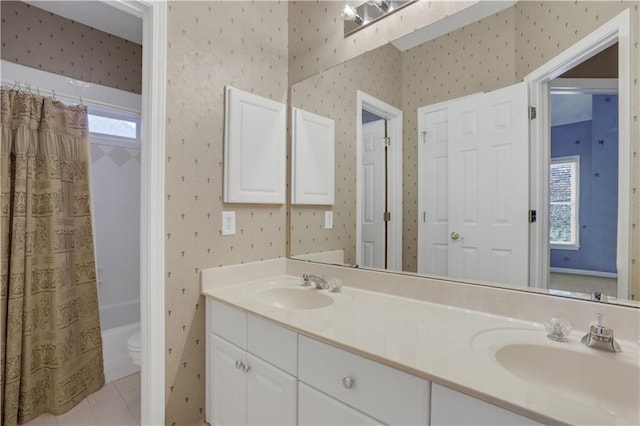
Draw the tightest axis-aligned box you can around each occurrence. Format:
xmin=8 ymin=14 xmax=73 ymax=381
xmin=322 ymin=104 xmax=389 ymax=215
xmin=24 ymin=373 xmax=140 ymax=426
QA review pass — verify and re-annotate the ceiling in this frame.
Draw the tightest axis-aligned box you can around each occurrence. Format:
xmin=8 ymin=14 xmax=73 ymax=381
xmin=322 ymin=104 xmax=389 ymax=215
xmin=23 ymin=0 xmax=142 ymax=44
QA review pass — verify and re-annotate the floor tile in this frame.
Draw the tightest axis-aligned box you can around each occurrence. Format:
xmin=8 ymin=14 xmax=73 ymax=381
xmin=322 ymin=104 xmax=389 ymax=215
xmin=114 ymin=373 xmax=140 ymax=395
xmin=121 ymin=388 xmax=141 ymax=424
xmin=55 ymin=399 xmax=97 ymax=426
xmin=22 ymin=412 xmax=58 ymax=426
xmin=87 ymin=383 xmax=121 ymax=408
xmin=90 ymin=395 xmax=138 ymax=426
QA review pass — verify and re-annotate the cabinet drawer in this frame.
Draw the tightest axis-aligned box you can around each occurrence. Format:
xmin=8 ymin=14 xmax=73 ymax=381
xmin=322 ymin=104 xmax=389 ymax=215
xmin=299 ymin=335 xmax=430 ymax=425
xmin=299 ymin=383 xmax=380 ymax=425
xmin=207 ymin=298 xmax=247 ymax=349
xmin=248 ymin=315 xmax=297 ymax=375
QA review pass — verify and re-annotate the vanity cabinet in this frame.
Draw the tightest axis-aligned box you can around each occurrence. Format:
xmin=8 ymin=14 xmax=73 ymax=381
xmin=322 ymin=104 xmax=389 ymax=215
xmin=298 ymin=382 xmax=380 ymax=425
xmin=206 ymin=298 xmax=540 ymax=426
xmin=298 ymin=335 xmax=430 ymax=425
xmin=206 ymin=300 xmax=297 ymax=426
xmin=430 ymin=383 xmax=542 ymax=426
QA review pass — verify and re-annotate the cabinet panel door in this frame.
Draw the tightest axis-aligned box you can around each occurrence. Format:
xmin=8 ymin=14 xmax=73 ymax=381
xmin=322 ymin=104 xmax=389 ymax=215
xmin=246 ymin=354 xmax=297 ymax=426
xmin=298 ymin=383 xmax=381 ymax=425
xmin=210 ymin=335 xmax=247 ymax=426
xmin=431 ymin=384 xmax=541 ymax=426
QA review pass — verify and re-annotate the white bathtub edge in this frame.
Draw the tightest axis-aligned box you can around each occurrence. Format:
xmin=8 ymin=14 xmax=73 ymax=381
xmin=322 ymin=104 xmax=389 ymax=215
xmin=102 ymin=322 xmax=140 ymax=383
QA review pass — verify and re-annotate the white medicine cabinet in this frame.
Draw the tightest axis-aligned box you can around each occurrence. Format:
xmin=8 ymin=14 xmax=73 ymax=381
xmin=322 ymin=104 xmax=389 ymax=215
xmin=224 ymin=86 xmax=286 ymax=204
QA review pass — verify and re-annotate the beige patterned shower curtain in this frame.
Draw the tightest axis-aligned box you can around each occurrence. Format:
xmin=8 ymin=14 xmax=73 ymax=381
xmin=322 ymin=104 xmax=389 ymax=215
xmin=1 ymin=89 xmax=104 ymax=425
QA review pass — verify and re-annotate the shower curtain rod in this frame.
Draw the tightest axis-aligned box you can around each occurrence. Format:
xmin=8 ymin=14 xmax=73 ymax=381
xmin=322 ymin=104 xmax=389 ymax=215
xmin=4 ymin=80 xmax=86 ymax=106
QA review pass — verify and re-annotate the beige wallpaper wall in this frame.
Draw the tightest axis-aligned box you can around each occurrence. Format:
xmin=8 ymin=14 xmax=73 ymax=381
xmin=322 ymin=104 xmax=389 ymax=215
xmin=165 ymin=2 xmax=288 ymax=424
xmin=512 ymin=1 xmax=640 ymax=299
xmin=0 ymin=1 xmax=142 ymax=94
xmin=290 ymin=44 xmax=402 ymax=264
xmin=290 ymin=1 xmax=639 ymax=298
xmin=288 ymin=0 xmax=479 ymax=84
xmin=400 ymin=7 xmax=518 ymax=271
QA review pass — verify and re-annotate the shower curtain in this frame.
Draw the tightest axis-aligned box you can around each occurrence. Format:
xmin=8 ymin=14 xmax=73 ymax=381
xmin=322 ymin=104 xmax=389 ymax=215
xmin=1 ymin=89 xmax=104 ymax=425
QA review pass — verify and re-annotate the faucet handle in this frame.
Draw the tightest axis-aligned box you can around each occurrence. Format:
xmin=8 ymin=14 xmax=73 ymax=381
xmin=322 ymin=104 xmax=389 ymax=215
xmin=301 ymin=274 xmax=311 ymax=287
xmin=329 ymin=278 xmax=343 ymax=293
xmin=544 ymin=317 xmax=571 ymax=342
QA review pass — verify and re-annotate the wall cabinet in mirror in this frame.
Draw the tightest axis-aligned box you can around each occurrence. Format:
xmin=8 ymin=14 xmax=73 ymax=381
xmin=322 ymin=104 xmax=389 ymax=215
xmin=292 ymin=108 xmax=335 ymax=205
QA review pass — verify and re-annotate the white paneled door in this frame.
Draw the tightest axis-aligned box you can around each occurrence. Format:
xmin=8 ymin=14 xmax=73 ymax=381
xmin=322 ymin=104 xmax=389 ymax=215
xmin=418 ymin=106 xmax=450 ymax=276
xmin=361 ymin=119 xmax=386 ymax=269
xmin=447 ymin=83 xmax=529 ymax=286
xmin=419 ymin=83 xmax=529 ymax=286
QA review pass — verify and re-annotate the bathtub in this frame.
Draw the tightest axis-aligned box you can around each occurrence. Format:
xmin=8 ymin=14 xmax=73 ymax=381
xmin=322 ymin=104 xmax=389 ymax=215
xmin=100 ymin=300 xmax=140 ymax=383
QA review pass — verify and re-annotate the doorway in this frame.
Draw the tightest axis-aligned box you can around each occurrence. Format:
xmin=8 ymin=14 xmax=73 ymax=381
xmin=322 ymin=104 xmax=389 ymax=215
xmin=548 ymin=78 xmax=619 ymax=297
xmin=356 ymin=91 xmax=403 ymax=271
xmin=526 ymin=10 xmax=631 ymax=299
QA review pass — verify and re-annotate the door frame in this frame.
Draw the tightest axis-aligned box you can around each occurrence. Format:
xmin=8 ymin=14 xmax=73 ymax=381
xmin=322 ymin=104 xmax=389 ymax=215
xmin=525 ymin=9 xmax=631 ymax=298
xmin=356 ymin=91 xmax=403 ymax=271
xmin=103 ymin=1 xmax=167 ymax=424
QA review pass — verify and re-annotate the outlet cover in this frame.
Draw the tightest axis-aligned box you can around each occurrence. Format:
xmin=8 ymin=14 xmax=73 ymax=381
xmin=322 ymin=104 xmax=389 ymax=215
xmin=222 ymin=211 xmax=236 ymax=235
xmin=324 ymin=211 xmax=333 ymax=229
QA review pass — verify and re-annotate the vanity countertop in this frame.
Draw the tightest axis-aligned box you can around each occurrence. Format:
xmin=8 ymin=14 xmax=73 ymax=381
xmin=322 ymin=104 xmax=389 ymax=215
xmin=201 ymin=274 xmax=640 ymax=425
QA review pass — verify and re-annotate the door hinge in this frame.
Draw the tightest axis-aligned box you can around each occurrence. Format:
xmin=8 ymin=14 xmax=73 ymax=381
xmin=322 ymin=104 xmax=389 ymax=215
xmin=383 ymin=211 xmax=391 ymax=222
xmin=529 ymin=209 xmax=537 ymax=223
xmin=383 ymin=137 xmax=391 ymax=147
xmin=528 ymin=106 xmax=537 ymax=120
xmin=423 ymin=211 xmax=426 ymax=223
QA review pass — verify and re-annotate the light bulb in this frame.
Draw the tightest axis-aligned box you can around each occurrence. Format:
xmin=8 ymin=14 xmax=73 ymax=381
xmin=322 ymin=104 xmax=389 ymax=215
xmin=367 ymin=0 xmax=390 ymax=12
xmin=341 ymin=5 xmax=363 ymax=24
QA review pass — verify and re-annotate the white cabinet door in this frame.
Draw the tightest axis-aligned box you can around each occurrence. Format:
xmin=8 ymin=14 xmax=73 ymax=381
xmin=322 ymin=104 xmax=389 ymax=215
xmin=361 ymin=119 xmax=386 ymax=269
xmin=246 ymin=354 xmax=297 ymax=425
xmin=292 ymin=108 xmax=335 ymax=205
xmin=210 ymin=335 xmax=247 ymax=426
xmin=431 ymin=384 xmax=542 ymax=426
xmin=224 ymin=86 xmax=286 ymax=204
xmin=447 ymin=82 xmax=529 ymax=286
xmin=298 ymin=383 xmax=381 ymax=426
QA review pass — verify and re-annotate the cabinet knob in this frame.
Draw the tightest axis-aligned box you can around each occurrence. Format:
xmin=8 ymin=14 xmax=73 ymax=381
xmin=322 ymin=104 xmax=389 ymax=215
xmin=341 ymin=376 xmax=354 ymax=389
xmin=235 ymin=360 xmax=243 ymax=369
xmin=242 ymin=363 xmax=251 ymax=373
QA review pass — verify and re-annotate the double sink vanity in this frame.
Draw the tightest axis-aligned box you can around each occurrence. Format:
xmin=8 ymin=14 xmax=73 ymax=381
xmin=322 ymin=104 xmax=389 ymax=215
xmin=201 ymin=258 xmax=640 ymax=425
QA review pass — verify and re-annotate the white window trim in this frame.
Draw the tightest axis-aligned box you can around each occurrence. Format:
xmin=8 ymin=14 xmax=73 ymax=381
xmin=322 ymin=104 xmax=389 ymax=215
xmin=550 ymin=155 xmax=580 ymax=250
xmin=88 ymin=105 xmax=142 ymax=143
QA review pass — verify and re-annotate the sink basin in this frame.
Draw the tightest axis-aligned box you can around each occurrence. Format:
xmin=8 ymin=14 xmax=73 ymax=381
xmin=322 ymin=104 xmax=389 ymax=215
xmin=472 ymin=328 xmax=640 ymax=421
xmin=496 ymin=343 xmax=639 ymax=416
xmin=255 ymin=287 xmax=334 ymax=310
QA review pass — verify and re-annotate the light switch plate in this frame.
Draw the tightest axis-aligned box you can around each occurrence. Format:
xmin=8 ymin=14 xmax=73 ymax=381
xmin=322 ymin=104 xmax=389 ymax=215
xmin=222 ymin=211 xmax=236 ymax=235
xmin=324 ymin=211 xmax=333 ymax=229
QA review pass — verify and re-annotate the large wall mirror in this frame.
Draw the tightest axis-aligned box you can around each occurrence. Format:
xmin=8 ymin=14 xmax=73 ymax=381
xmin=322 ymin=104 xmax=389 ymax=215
xmin=289 ymin=1 xmax=638 ymax=307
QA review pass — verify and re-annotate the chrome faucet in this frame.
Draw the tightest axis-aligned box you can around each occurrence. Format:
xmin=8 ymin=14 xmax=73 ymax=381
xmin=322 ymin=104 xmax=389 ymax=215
xmin=302 ymin=274 xmax=329 ymax=290
xmin=580 ymin=313 xmax=621 ymax=352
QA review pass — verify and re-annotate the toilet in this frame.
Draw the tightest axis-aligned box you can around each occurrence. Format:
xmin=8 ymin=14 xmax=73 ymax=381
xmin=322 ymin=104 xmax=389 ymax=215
xmin=127 ymin=331 xmax=141 ymax=366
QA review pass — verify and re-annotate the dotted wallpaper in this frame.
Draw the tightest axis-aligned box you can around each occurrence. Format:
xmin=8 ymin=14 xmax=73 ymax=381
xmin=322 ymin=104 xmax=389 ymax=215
xmin=512 ymin=1 xmax=640 ymax=300
xmin=0 ymin=1 xmax=142 ymax=94
xmin=291 ymin=1 xmax=639 ymax=298
xmin=165 ymin=2 xmax=288 ymax=425
xmin=290 ymin=44 xmax=402 ymax=264
xmin=400 ymin=7 xmax=518 ymax=272
xmin=287 ymin=0 xmax=480 ymax=84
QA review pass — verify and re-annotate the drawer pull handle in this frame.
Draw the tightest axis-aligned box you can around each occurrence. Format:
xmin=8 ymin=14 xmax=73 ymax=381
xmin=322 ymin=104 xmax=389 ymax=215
xmin=242 ymin=363 xmax=251 ymax=373
xmin=342 ymin=376 xmax=354 ymax=389
xmin=235 ymin=360 xmax=243 ymax=369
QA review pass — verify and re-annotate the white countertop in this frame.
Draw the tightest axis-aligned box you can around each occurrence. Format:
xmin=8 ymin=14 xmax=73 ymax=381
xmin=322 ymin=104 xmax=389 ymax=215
xmin=202 ymin=274 xmax=640 ymax=425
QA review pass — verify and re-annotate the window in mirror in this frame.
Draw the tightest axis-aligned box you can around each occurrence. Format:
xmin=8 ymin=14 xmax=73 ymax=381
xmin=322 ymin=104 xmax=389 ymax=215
xmin=549 ymin=156 xmax=580 ymax=249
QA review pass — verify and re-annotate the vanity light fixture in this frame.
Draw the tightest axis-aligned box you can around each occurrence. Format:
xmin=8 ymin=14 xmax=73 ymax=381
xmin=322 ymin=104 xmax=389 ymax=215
xmin=341 ymin=4 xmax=363 ymax=25
xmin=342 ymin=0 xmax=417 ymax=37
xmin=368 ymin=0 xmax=390 ymax=12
